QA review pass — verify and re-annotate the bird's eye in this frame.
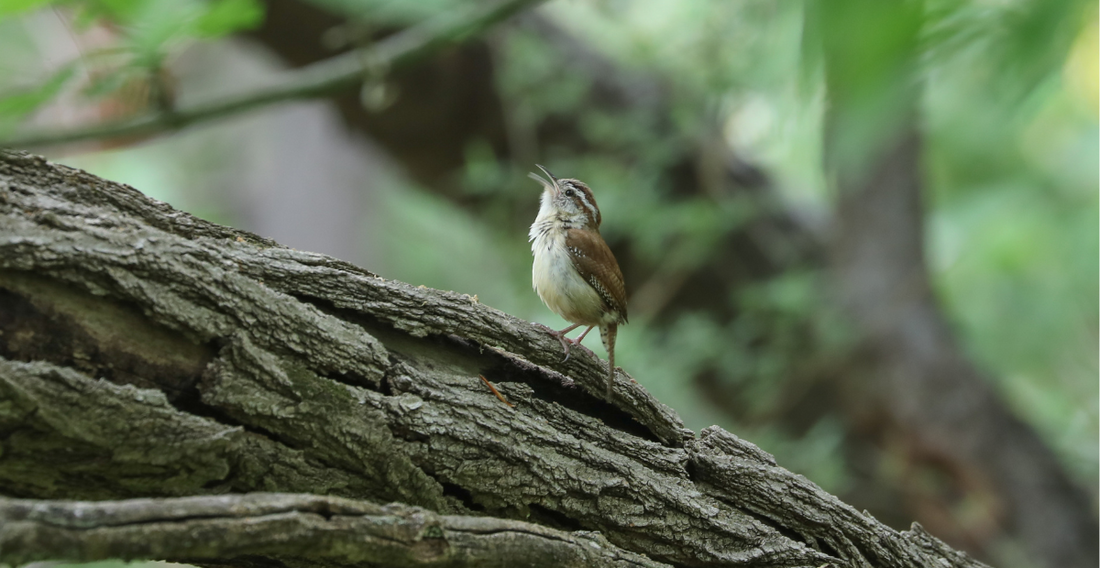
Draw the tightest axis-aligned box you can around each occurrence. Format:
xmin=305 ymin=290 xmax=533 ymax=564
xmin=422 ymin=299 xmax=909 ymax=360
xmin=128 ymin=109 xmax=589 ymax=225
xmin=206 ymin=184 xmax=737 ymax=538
xmin=565 ymin=189 xmax=575 ymax=197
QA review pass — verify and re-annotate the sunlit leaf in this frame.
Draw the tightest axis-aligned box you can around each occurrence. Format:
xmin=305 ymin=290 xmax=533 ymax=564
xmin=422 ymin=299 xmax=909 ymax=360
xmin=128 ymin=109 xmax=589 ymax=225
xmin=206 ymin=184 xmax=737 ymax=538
xmin=1063 ymin=14 xmax=1099 ymax=116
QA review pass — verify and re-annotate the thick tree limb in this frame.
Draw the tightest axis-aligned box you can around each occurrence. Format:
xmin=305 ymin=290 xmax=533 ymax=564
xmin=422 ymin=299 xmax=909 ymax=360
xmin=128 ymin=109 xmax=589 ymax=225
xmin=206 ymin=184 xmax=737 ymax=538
xmin=0 ymin=492 xmax=670 ymax=567
xmin=0 ymin=149 xmax=989 ymax=567
xmin=0 ymin=0 xmax=542 ymax=149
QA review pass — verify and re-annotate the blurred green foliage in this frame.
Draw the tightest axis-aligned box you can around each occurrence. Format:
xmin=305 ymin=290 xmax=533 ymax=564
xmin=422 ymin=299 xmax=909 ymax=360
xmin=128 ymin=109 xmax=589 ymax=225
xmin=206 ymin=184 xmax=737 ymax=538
xmin=0 ymin=0 xmax=1095 ymax=520
xmin=0 ymin=0 xmax=263 ymax=131
xmin=0 ymin=61 xmax=74 ymax=123
xmin=922 ymin=0 xmax=1099 ymax=483
xmin=0 ymin=0 xmax=265 ymax=40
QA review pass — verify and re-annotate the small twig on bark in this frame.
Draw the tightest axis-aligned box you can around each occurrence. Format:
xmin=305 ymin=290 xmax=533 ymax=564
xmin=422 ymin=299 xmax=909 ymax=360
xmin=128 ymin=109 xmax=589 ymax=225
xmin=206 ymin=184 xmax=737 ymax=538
xmin=479 ymin=374 xmax=515 ymax=407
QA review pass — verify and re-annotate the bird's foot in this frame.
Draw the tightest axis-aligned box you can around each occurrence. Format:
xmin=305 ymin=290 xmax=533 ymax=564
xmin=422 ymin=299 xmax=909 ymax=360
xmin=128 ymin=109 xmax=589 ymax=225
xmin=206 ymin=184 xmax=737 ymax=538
xmin=548 ymin=329 xmax=574 ymax=362
xmin=561 ymin=337 xmax=597 ymax=362
xmin=546 ymin=324 xmax=590 ymax=362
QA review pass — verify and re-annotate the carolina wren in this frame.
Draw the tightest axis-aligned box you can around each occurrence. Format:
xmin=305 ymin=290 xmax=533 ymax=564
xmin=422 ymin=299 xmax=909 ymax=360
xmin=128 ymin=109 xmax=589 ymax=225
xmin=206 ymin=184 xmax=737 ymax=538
xmin=528 ymin=165 xmax=628 ymax=397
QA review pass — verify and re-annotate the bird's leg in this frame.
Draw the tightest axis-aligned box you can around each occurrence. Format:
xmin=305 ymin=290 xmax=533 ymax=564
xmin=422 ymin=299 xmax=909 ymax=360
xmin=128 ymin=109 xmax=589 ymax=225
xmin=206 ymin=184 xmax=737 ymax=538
xmin=547 ymin=323 xmax=590 ymax=362
xmin=561 ymin=325 xmax=597 ymax=362
xmin=572 ymin=325 xmax=596 ymax=345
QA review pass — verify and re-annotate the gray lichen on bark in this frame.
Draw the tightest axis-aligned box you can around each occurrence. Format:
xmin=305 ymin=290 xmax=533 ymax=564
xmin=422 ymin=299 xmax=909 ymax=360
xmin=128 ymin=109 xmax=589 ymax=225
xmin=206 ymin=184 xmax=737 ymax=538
xmin=0 ymin=150 xmax=988 ymax=567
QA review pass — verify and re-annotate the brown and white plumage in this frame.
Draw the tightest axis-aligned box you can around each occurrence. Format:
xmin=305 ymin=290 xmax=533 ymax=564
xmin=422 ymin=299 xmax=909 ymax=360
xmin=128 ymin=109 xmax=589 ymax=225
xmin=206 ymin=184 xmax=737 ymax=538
xmin=528 ymin=165 xmax=627 ymax=396
xmin=564 ymin=229 xmax=629 ymax=326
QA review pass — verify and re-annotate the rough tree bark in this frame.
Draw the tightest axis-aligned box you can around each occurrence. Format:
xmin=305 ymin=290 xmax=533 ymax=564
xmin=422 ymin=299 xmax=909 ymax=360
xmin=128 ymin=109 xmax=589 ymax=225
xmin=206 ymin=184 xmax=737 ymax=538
xmin=0 ymin=150 xmax=989 ymax=568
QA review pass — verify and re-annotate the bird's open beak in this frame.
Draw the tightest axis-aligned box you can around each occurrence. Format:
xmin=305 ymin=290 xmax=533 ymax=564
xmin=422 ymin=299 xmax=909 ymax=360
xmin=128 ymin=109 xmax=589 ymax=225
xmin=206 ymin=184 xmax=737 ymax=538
xmin=536 ymin=164 xmax=558 ymax=183
xmin=528 ymin=164 xmax=560 ymax=196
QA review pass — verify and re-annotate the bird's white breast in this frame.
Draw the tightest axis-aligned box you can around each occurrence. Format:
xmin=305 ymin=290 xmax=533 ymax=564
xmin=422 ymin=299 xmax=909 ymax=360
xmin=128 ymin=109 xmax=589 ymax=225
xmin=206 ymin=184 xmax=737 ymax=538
xmin=530 ymin=208 xmax=606 ymax=325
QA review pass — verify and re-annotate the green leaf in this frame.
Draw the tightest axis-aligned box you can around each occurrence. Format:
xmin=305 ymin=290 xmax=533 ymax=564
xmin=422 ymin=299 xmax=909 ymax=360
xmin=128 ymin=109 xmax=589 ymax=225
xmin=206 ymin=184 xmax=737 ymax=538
xmin=0 ymin=64 xmax=75 ymax=118
xmin=0 ymin=0 xmax=52 ymax=18
xmin=195 ymin=0 xmax=264 ymax=37
xmin=75 ymin=0 xmax=145 ymax=23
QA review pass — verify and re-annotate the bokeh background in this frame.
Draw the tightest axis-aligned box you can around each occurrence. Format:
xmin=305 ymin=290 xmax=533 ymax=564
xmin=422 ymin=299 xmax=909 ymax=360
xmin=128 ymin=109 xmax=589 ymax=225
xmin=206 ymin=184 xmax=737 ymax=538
xmin=0 ymin=1 xmax=1096 ymax=567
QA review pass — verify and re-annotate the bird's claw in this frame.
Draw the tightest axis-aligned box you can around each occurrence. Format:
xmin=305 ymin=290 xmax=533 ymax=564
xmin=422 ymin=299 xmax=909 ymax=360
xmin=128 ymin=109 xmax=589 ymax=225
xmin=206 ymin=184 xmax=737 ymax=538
xmin=551 ymin=333 xmax=591 ymax=363
xmin=548 ymin=331 xmax=572 ymax=362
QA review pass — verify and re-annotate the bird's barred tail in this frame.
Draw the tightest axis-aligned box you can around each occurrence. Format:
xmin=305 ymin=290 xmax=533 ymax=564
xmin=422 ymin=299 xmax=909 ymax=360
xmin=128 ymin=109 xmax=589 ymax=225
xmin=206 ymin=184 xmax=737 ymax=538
xmin=601 ymin=323 xmax=618 ymax=397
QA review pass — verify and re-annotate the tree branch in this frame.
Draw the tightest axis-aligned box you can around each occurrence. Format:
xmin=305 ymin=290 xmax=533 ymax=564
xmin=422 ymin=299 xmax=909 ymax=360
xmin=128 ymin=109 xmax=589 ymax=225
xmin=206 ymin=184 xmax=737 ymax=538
xmin=0 ymin=493 xmax=669 ymax=567
xmin=0 ymin=149 xmax=989 ymax=567
xmin=0 ymin=0 xmax=543 ymax=150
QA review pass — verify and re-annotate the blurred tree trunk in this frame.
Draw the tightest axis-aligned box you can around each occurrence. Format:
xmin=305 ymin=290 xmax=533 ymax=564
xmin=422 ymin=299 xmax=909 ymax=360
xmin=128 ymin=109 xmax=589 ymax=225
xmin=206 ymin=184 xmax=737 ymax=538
xmin=818 ymin=2 xmax=1098 ymax=567
xmin=0 ymin=149 xmax=993 ymax=568
xmin=244 ymin=1 xmax=1097 ymax=566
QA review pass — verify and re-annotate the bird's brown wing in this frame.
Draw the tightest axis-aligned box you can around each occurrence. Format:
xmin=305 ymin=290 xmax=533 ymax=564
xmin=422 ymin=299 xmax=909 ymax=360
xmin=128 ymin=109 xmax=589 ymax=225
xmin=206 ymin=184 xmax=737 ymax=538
xmin=565 ymin=228 xmax=628 ymax=323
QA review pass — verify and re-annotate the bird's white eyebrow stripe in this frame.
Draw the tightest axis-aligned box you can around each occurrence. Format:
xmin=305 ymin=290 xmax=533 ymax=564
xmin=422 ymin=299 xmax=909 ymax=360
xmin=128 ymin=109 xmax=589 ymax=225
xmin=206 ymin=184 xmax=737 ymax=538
xmin=569 ymin=183 xmax=599 ymax=224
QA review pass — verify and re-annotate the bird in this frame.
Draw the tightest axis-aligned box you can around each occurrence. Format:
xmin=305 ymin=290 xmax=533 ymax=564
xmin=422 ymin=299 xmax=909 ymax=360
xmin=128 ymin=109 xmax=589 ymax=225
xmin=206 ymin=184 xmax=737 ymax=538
xmin=528 ymin=164 xmax=628 ymax=397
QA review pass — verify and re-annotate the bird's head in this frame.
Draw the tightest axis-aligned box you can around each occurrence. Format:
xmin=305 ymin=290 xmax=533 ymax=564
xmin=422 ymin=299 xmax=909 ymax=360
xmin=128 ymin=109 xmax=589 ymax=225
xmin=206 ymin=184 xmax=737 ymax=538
xmin=528 ymin=164 xmax=601 ymax=229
